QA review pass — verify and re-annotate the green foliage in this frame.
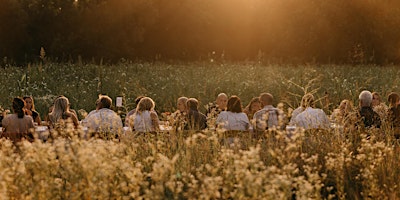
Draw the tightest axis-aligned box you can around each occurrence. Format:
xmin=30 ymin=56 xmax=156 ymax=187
xmin=1 ymin=0 xmax=400 ymax=63
xmin=0 ymin=63 xmax=399 ymax=120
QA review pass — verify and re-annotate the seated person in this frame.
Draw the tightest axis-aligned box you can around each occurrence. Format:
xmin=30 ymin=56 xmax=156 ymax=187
xmin=254 ymin=93 xmax=285 ymax=131
xmin=48 ymin=96 xmax=79 ymax=129
xmin=23 ymin=96 xmax=41 ymax=125
xmin=171 ymin=96 xmax=188 ymax=131
xmin=216 ymin=95 xmax=249 ymax=131
xmin=291 ymin=93 xmax=330 ymax=130
xmin=243 ymin=97 xmax=262 ymax=120
xmin=357 ymin=90 xmax=381 ymax=129
xmin=125 ymin=96 xmax=144 ymax=127
xmin=206 ymin=93 xmax=228 ymax=118
xmin=387 ymin=92 xmax=400 ymax=138
xmin=130 ymin=97 xmax=160 ymax=133
xmin=1 ymin=97 xmax=35 ymax=142
xmin=82 ymin=95 xmax=123 ymax=136
xmin=185 ymin=98 xmax=207 ymax=131
xmin=371 ymin=92 xmax=388 ymax=120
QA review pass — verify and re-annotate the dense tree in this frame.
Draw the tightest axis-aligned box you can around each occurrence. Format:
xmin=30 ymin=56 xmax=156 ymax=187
xmin=1 ymin=0 xmax=400 ymax=64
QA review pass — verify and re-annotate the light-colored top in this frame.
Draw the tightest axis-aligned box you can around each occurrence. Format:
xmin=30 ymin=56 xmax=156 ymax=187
xmin=253 ymin=105 xmax=281 ymax=131
xmin=132 ymin=111 xmax=159 ymax=132
xmin=2 ymin=114 xmax=34 ymax=134
xmin=216 ymin=111 xmax=250 ymax=131
xmin=292 ymin=107 xmax=330 ymax=130
xmin=290 ymin=106 xmax=303 ymax=123
xmin=82 ymin=108 xmax=123 ymax=133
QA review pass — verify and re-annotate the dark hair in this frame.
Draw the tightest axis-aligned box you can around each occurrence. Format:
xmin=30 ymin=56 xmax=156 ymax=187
xmin=388 ymin=92 xmax=400 ymax=108
xmin=13 ymin=97 xmax=26 ymax=118
xmin=227 ymin=95 xmax=242 ymax=113
xmin=187 ymin=98 xmax=199 ymax=111
xmin=260 ymin=93 xmax=274 ymax=105
xmin=99 ymin=95 xmax=112 ymax=109
xmin=135 ymin=96 xmax=145 ymax=105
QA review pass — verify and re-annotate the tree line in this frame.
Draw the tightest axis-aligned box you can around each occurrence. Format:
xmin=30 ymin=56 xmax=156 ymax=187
xmin=1 ymin=0 xmax=400 ymax=65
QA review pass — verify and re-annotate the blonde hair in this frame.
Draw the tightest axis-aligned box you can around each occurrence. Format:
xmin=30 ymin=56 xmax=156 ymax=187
xmin=50 ymin=96 xmax=70 ymax=123
xmin=136 ymin=97 xmax=155 ymax=113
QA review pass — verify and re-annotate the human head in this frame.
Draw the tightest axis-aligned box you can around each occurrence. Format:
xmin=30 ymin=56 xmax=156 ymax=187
xmin=339 ymin=99 xmax=349 ymax=110
xmin=301 ymin=93 xmax=315 ymax=108
xmin=387 ymin=92 xmax=400 ymax=108
xmin=53 ymin=96 xmax=70 ymax=113
xmin=359 ymin=90 xmax=373 ymax=107
xmin=216 ymin=93 xmax=228 ymax=110
xmin=177 ymin=96 xmax=188 ymax=112
xmin=247 ymin=97 xmax=262 ymax=112
xmin=13 ymin=97 xmax=26 ymax=118
xmin=136 ymin=97 xmax=155 ymax=112
xmin=259 ymin=93 xmax=274 ymax=107
xmin=135 ymin=96 xmax=145 ymax=105
xmin=339 ymin=99 xmax=353 ymax=112
xmin=371 ymin=92 xmax=382 ymax=107
xmin=97 ymin=95 xmax=112 ymax=109
xmin=187 ymin=98 xmax=199 ymax=111
xmin=227 ymin=95 xmax=242 ymax=113
xmin=23 ymin=96 xmax=35 ymax=110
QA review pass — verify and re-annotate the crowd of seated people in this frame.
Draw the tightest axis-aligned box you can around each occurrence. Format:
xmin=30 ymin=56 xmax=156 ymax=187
xmin=1 ymin=89 xmax=400 ymax=143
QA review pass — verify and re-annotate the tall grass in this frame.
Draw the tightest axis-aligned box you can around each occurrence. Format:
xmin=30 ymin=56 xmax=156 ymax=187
xmin=0 ymin=126 xmax=398 ymax=199
xmin=1 ymin=63 xmax=399 ymax=120
xmin=0 ymin=63 xmax=399 ymax=198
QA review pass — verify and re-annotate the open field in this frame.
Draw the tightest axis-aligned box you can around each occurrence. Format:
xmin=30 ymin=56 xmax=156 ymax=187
xmin=0 ymin=63 xmax=399 ymax=199
xmin=0 ymin=62 xmax=399 ymax=120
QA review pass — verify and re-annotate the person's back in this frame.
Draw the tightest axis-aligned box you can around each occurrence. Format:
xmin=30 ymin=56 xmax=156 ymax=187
xmin=2 ymin=114 xmax=34 ymax=134
xmin=254 ymin=93 xmax=283 ymax=131
xmin=387 ymin=92 xmax=400 ymax=138
xmin=1 ymin=98 xmax=35 ymax=142
xmin=185 ymin=98 xmax=207 ymax=131
xmin=131 ymin=97 xmax=160 ymax=133
xmin=357 ymin=90 xmax=381 ymax=129
xmin=186 ymin=109 xmax=207 ymax=130
xmin=293 ymin=107 xmax=330 ymax=130
xmin=134 ymin=110 xmax=158 ymax=132
xmin=84 ymin=108 xmax=123 ymax=133
xmin=217 ymin=111 xmax=249 ymax=131
xmin=291 ymin=93 xmax=330 ymax=130
xmin=254 ymin=106 xmax=280 ymax=130
xmin=82 ymin=95 xmax=123 ymax=135
xmin=48 ymin=96 xmax=79 ymax=129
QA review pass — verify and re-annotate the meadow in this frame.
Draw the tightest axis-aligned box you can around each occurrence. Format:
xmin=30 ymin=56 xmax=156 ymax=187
xmin=0 ymin=62 xmax=399 ymax=199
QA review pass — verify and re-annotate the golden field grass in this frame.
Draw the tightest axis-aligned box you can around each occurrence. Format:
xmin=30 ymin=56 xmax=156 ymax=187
xmin=0 ymin=63 xmax=399 ymax=199
xmin=0 ymin=126 xmax=398 ymax=199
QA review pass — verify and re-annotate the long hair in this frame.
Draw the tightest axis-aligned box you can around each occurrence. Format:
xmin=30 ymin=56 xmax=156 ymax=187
xmin=23 ymin=96 xmax=36 ymax=111
xmin=388 ymin=92 xmax=399 ymax=109
xmin=244 ymin=97 xmax=261 ymax=112
xmin=13 ymin=97 xmax=26 ymax=118
xmin=136 ymin=97 xmax=155 ymax=113
xmin=51 ymin=96 xmax=70 ymax=123
xmin=227 ymin=95 xmax=243 ymax=113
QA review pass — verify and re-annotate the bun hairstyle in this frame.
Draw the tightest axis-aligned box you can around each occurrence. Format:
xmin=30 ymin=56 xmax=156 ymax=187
xmin=13 ymin=97 xmax=26 ymax=118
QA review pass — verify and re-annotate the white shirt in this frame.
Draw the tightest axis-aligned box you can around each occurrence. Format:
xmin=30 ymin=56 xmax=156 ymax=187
xmin=290 ymin=106 xmax=303 ymax=124
xmin=216 ymin=111 xmax=250 ymax=131
xmin=132 ymin=111 xmax=159 ymax=132
xmin=292 ymin=107 xmax=330 ymax=130
xmin=82 ymin=108 xmax=123 ymax=133
xmin=253 ymin=105 xmax=281 ymax=131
